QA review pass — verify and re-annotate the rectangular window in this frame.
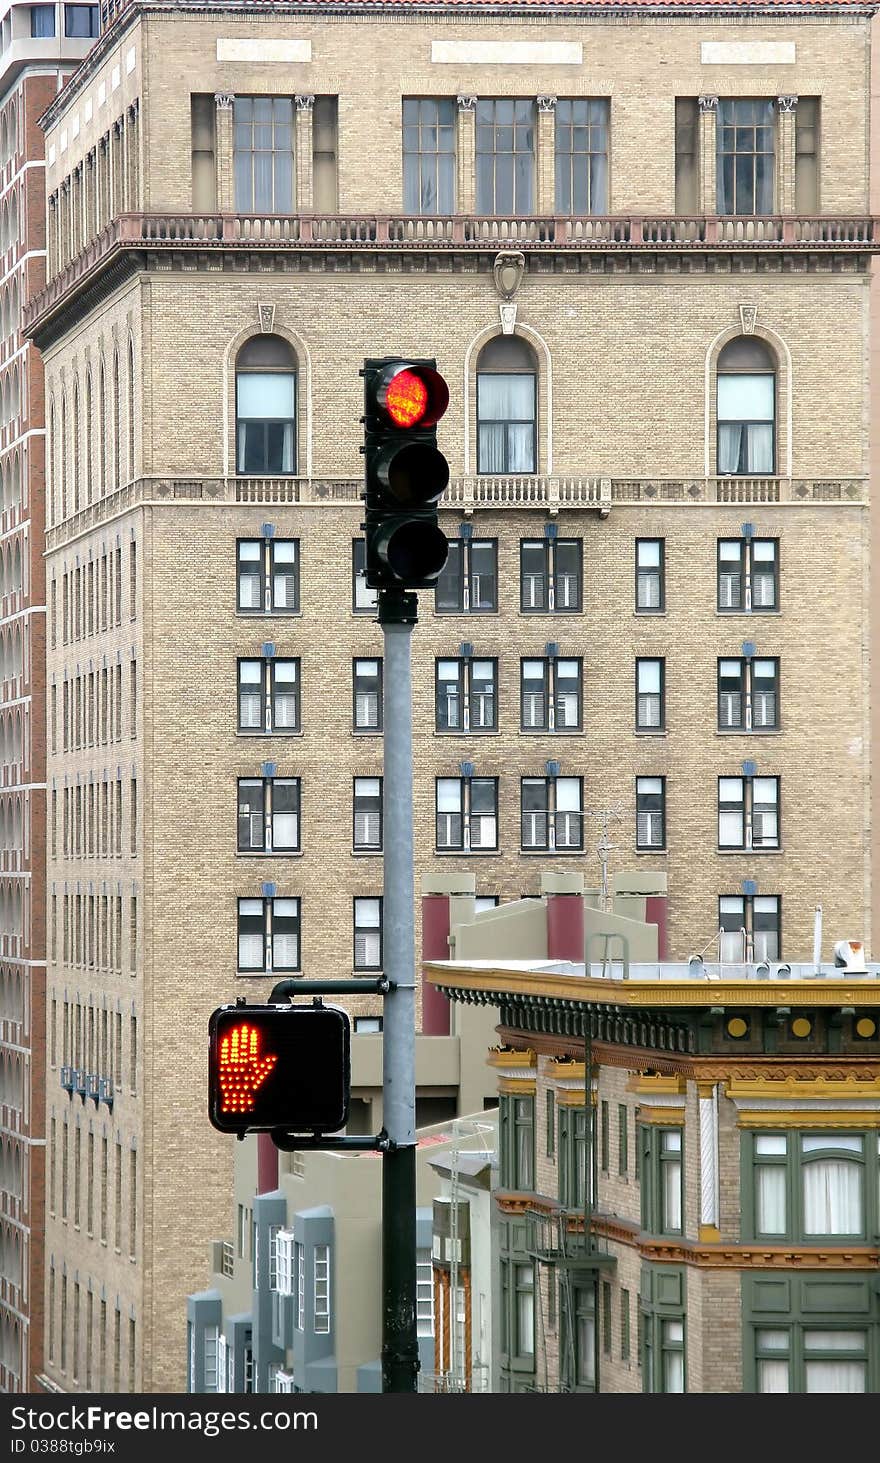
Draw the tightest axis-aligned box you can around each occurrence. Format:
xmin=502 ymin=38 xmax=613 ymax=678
xmin=436 ymin=538 xmax=497 ymax=613
xmin=600 ymin=1100 xmax=609 ymax=1173
xmin=521 ymin=775 xmax=583 ymax=852
xmin=353 ymin=777 xmax=382 ymax=852
xmin=555 ymin=98 xmax=609 ymax=214
xmin=436 ymin=657 xmax=497 ymax=732
xmin=435 ymin=776 xmax=498 ymax=852
xmin=674 ymin=98 xmax=699 ymax=213
xmin=295 ymin=1243 xmax=305 ymax=1330
xmin=795 ymin=98 xmax=820 ymax=214
xmin=642 ymin=1126 xmax=683 ymax=1236
xmin=514 ymin=1263 xmax=535 ymax=1358
xmin=234 ymin=97 xmax=294 ymax=212
xmin=602 ymin=1282 xmax=612 ymax=1357
xmin=718 ymin=538 xmax=778 ymax=612
xmin=636 ymin=658 xmax=665 ymax=731
xmin=520 ymin=539 xmax=582 ymax=613
xmin=717 ymin=98 xmax=775 ymax=215
xmin=32 ymin=5 xmax=55 ymax=37
xmin=749 ymin=1132 xmax=870 ymax=1245
xmin=621 ymin=1288 xmax=631 ymax=1361
xmin=500 ymin=1092 xmax=535 ymax=1192
xmin=618 ymin=1104 xmax=628 ymax=1176
xmin=237 ymin=776 xmax=300 ymax=854
xmin=351 ymin=658 xmax=383 ymax=732
xmin=312 ymin=97 xmax=338 ymax=213
xmin=237 ymin=539 xmax=299 ymax=613
xmin=352 ymin=539 xmax=378 ymax=614
xmin=719 ymin=893 xmax=781 ymax=961
xmin=574 ymin=1287 xmax=596 ymax=1388
xmin=718 ymin=775 xmax=779 ymax=851
xmin=755 ymin=1326 xmax=868 ymax=1395
xmin=402 ymin=98 xmax=455 ymax=214
xmin=636 ymin=777 xmax=666 ymax=850
xmin=313 ymin=1245 xmax=331 ymax=1334
xmin=636 ymin=539 xmax=665 ymax=612
xmin=520 ymin=657 xmax=582 ymax=732
xmin=237 ymin=658 xmax=300 ymax=734
xmin=191 ymin=95 xmax=217 ymax=212
xmin=478 ymin=371 xmax=536 ymax=474
xmin=64 ymin=4 xmax=99 ymax=37
xmin=237 ymin=896 xmax=300 ymax=973
xmin=416 ymin=1248 xmax=434 ymax=1337
xmin=476 ymin=99 xmax=535 ymax=214
xmin=717 ymin=656 xmax=779 ymax=731
xmin=546 ymin=1090 xmax=555 ymax=1158
xmin=353 ymin=896 xmax=383 ymax=970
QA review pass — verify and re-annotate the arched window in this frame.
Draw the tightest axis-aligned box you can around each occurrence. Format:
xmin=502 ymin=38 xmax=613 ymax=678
xmin=717 ymin=336 xmax=776 ymax=476
xmin=476 ymin=335 xmax=537 ymax=474
xmin=235 ymin=335 xmax=297 ymax=476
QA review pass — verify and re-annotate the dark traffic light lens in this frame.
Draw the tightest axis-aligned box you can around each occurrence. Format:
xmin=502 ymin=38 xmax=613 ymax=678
xmin=383 ymin=520 xmax=449 ymax=583
xmin=382 ymin=441 xmax=449 ymax=505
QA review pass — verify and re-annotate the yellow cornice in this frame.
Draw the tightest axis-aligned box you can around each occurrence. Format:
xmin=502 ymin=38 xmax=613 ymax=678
xmin=549 ymin=1061 xmax=586 ymax=1083
xmin=498 ymin=1077 xmax=537 ymax=1096
xmin=556 ymin=1089 xmax=588 ymax=1109
xmin=736 ymin=1110 xmax=880 ymax=1128
xmin=487 ymin=1047 xmax=536 ymax=1071
xmin=427 ymin=961 xmax=880 ymax=1009
xmin=628 ymin=1074 xmax=687 ymax=1097
xmin=638 ymin=1106 xmax=687 ymax=1125
xmin=727 ymin=1075 xmax=880 ymax=1102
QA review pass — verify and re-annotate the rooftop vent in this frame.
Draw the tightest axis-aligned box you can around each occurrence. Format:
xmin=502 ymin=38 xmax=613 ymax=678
xmin=834 ymin=940 xmax=868 ymax=976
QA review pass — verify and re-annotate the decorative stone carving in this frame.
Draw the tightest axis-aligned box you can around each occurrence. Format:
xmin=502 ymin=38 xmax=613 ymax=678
xmin=698 ymin=95 xmax=719 ymax=113
xmin=739 ymin=303 xmax=758 ymax=334
xmin=258 ymin=304 xmax=276 ymax=334
xmin=456 ymin=95 xmax=478 ymax=112
xmin=294 ymin=95 xmax=316 ymax=111
xmin=493 ymin=250 xmax=526 ymax=301
xmin=214 ymin=93 xmax=234 ymax=110
xmin=536 ymin=95 xmax=558 ymax=113
xmin=499 ymin=301 xmax=517 ymax=335
xmin=777 ymin=95 xmax=798 ymax=113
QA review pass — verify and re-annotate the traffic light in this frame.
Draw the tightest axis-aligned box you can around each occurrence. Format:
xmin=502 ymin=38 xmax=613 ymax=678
xmin=208 ymin=1003 xmax=351 ymax=1137
xmin=362 ymin=356 xmax=450 ymax=590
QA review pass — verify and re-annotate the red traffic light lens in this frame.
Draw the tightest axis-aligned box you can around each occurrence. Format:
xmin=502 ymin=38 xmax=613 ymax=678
xmin=385 ymin=369 xmax=429 ymax=428
xmin=378 ymin=364 xmax=449 ymax=429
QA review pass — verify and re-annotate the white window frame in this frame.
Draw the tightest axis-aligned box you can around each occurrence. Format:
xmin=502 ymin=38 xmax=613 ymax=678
xmin=313 ymin=1244 xmax=331 ymax=1335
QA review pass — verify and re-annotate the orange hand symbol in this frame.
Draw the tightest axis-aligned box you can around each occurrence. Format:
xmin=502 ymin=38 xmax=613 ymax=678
xmin=218 ymin=1022 xmax=278 ymax=1114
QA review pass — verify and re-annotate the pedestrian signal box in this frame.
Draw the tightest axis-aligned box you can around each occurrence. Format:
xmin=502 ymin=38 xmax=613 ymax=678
xmin=208 ymin=1003 xmax=351 ymax=1137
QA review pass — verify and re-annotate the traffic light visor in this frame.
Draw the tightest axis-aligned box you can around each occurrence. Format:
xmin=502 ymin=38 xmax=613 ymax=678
xmin=209 ymin=1004 xmax=351 ymax=1135
xmin=377 ymin=364 xmax=449 ymax=429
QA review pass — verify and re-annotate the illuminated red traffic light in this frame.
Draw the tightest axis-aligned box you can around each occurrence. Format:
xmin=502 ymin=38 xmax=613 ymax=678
xmin=384 ymin=369 xmax=429 ymax=428
xmin=208 ymin=1003 xmax=351 ymax=1136
xmin=375 ymin=362 xmax=449 ymax=430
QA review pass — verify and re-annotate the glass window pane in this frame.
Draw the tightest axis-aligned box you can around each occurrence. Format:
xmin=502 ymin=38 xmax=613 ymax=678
xmin=802 ymin=1135 xmax=863 ymax=1154
xmin=637 ymin=661 xmax=660 ymax=694
xmin=555 ymin=778 xmax=580 ymax=812
xmin=237 ymin=373 xmax=295 ymax=420
xmin=756 ymin=1167 xmax=787 ymax=1235
xmin=717 ymin=374 xmax=774 ymax=422
xmin=755 ymin=1135 xmax=787 ymax=1155
xmin=803 ymin=1159 xmax=863 ymax=1234
xmin=437 ymin=779 xmax=462 ymax=813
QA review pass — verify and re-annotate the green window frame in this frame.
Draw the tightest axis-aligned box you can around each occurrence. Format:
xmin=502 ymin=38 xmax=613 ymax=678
xmin=640 ymin=1264 xmax=687 ymax=1394
xmin=560 ymin=1282 xmax=597 ymax=1392
xmin=602 ymin=1281 xmax=612 ymax=1357
xmin=745 ymin=1271 xmax=879 ymax=1393
xmin=600 ymin=1100 xmax=609 ymax=1173
xmin=621 ymin=1288 xmax=631 ymax=1361
xmin=499 ymin=1093 xmax=536 ymax=1193
xmin=546 ymin=1089 xmax=555 ymax=1158
xmin=640 ymin=1125 xmax=684 ymax=1237
xmin=558 ymin=1105 xmax=588 ymax=1209
xmin=743 ymin=1131 xmax=876 ymax=1243
xmin=618 ymin=1104 xmax=628 ymax=1176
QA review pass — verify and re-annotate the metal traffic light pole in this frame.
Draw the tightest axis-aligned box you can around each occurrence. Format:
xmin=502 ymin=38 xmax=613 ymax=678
xmin=378 ymin=584 xmax=420 ymax=1395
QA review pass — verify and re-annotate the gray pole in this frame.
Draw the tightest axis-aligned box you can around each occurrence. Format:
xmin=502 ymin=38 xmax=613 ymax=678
xmin=379 ymin=587 xmax=419 ymax=1394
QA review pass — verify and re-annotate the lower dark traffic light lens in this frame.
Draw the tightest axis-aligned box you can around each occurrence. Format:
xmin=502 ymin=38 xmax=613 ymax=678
xmin=383 ymin=520 xmax=449 ymax=584
xmin=382 ymin=441 xmax=449 ymax=505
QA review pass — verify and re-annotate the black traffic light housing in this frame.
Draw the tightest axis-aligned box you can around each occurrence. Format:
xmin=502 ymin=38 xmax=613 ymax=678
xmin=208 ymin=1002 xmax=351 ymax=1137
xmin=362 ymin=357 xmax=450 ymax=590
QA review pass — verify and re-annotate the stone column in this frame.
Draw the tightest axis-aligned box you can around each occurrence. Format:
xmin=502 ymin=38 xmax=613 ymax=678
xmin=698 ymin=94 xmax=718 ymax=216
xmin=536 ymin=95 xmax=557 ymax=215
xmin=294 ymin=94 xmax=315 ymax=214
xmin=776 ymin=95 xmax=798 ymax=214
xmin=457 ymin=95 xmax=477 ymax=215
xmin=698 ymin=1083 xmax=720 ymax=1241
xmin=214 ymin=93 xmax=234 ymax=213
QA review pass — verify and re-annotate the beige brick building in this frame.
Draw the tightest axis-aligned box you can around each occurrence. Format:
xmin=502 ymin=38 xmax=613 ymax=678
xmin=24 ymin=0 xmax=878 ymax=1392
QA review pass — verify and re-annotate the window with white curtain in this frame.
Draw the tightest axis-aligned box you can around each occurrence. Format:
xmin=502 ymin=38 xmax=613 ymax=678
xmin=661 ymin=1319 xmax=685 ymax=1393
xmin=660 ymin=1130 xmax=683 ymax=1233
xmin=636 ymin=658 xmax=665 ymax=731
xmin=748 ymin=1132 xmax=868 ymax=1240
xmin=716 ymin=336 xmax=776 ymax=476
xmin=636 ymin=777 xmax=666 ymax=850
xmin=755 ymin=1327 xmax=868 ymax=1394
xmin=353 ymin=897 xmax=382 ymax=970
xmin=353 ymin=777 xmax=382 ymax=852
xmin=521 ymin=775 xmax=583 ymax=851
xmin=237 ymin=896 xmax=300 ymax=973
xmin=235 ymin=335 xmax=297 ymax=476
xmin=636 ymin=539 xmax=664 ymax=612
xmin=476 ymin=336 xmax=537 ymax=474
